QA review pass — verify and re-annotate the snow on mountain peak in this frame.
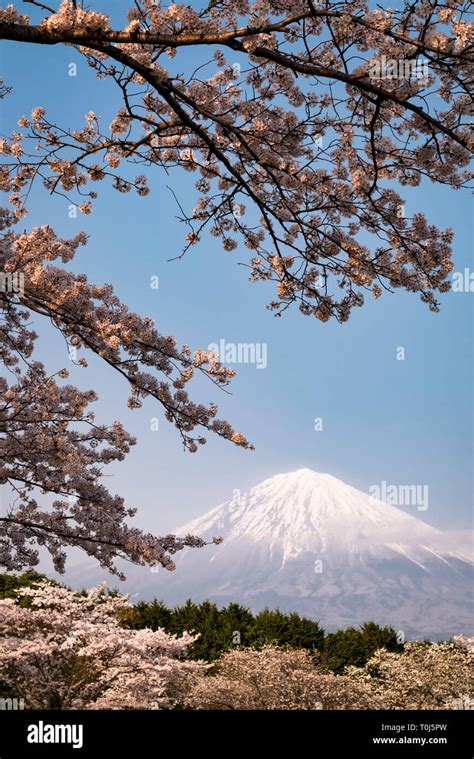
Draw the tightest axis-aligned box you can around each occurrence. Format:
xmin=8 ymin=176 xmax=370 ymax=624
xmin=160 ymin=468 xmax=473 ymax=636
xmin=177 ymin=468 xmax=443 ymax=565
xmin=61 ymin=467 xmax=473 ymax=637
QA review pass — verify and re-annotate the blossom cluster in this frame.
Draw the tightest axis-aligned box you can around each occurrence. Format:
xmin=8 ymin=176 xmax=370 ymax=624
xmin=0 ymin=0 xmax=470 ymax=320
xmin=0 ymin=581 xmax=207 ymax=709
xmin=0 ymin=215 xmax=250 ymax=574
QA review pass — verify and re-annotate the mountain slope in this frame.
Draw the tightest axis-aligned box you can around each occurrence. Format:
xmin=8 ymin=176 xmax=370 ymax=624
xmin=56 ymin=469 xmax=473 ymax=638
xmin=155 ymin=469 xmax=473 ymax=637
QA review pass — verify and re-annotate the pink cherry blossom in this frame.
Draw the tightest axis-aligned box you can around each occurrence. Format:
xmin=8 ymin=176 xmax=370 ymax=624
xmin=0 ymin=0 xmax=470 ymax=319
xmin=0 ymin=580 xmax=208 ymax=709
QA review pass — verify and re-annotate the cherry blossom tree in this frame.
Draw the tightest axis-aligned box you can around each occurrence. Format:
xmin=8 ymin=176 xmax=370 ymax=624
xmin=0 ymin=75 xmax=249 ymax=576
xmin=181 ymin=644 xmax=376 ymax=709
xmin=2 ymin=578 xmax=472 ymax=710
xmin=0 ymin=209 xmax=248 ymax=575
xmin=452 ymin=634 xmax=474 ymax=652
xmin=346 ymin=639 xmax=474 ymax=709
xmin=0 ymin=579 xmax=208 ymax=709
xmin=182 ymin=640 xmax=473 ymax=710
xmin=1 ymin=0 xmax=472 ymax=320
xmin=0 ymin=1 xmax=472 ymax=573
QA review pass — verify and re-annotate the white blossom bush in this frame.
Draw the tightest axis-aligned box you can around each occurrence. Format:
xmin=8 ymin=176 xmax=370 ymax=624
xmin=0 ymin=581 xmax=207 ymax=709
xmin=346 ymin=639 xmax=474 ymax=709
xmin=2 ymin=581 xmax=472 ymax=711
xmin=181 ymin=644 xmax=375 ymax=710
xmin=452 ymin=634 xmax=474 ymax=653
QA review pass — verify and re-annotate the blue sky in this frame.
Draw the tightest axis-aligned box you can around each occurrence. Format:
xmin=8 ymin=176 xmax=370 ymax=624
xmin=1 ymin=2 xmax=472 ymax=540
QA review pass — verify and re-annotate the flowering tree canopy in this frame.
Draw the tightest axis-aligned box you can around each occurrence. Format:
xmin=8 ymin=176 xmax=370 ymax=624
xmin=182 ymin=640 xmax=474 ymax=710
xmin=346 ymin=639 xmax=474 ymax=709
xmin=0 ymin=207 xmax=248 ymax=575
xmin=182 ymin=644 xmax=376 ymax=709
xmin=0 ymin=1 xmax=472 ymax=574
xmin=0 ymin=580 xmax=207 ymax=708
xmin=1 ymin=0 xmax=472 ymax=320
xmin=1 ymin=578 xmax=472 ymax=710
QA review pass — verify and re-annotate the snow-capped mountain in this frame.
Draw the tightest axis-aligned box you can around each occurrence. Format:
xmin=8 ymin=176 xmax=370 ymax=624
xmin=59 ymin=469 xmax=474 ymax=638
xmin=176 ymin=468 xmax=471 ymax=566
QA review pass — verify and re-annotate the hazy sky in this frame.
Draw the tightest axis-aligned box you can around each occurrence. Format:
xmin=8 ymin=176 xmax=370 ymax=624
xmin=1 ymin=2 xmax=472 ymax=549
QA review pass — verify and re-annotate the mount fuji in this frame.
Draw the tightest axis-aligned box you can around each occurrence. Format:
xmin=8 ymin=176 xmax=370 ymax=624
xmin=62 ymin=469 xmax=474 ymax=638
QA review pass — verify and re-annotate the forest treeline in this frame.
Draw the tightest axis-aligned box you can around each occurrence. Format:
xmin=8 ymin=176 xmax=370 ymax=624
xmin=0 ymin=571 xmax=404 ymax=672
